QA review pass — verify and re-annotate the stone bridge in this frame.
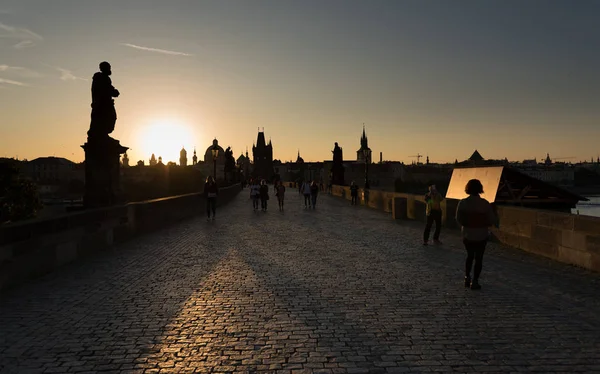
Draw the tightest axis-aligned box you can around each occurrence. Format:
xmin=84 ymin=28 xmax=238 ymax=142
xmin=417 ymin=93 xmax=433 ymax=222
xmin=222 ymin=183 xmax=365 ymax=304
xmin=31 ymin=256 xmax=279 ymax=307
xmin=1 ymin=191 xmax=599 ymax=373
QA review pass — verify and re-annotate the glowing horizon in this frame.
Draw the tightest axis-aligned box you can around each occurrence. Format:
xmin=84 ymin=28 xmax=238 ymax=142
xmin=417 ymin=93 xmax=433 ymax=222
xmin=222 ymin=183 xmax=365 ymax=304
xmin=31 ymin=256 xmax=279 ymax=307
xmin=1 ymin=1 xmax=600 ymax=165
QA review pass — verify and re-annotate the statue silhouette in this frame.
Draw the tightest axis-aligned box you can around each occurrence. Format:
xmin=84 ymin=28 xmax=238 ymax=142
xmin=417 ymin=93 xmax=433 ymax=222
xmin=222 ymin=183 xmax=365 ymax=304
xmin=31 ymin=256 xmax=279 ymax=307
xmin=331 ymin=142 xmax=345 ymax=185
xmin=88 ymin=61 xmax=120 ymax=137
xmin=82 ymin=61 xmax=128 ymax=208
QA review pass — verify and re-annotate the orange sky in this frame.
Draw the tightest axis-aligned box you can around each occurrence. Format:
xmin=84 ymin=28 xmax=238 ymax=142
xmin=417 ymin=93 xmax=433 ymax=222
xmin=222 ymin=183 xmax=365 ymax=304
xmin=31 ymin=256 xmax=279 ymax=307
xmin=1 ymin=1 xmax=599 ymax=164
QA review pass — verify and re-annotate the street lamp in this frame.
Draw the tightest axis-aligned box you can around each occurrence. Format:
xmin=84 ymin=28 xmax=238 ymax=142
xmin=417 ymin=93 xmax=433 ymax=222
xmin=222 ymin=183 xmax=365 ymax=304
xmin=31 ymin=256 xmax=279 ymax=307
xmin=363 ymin=148 xmax=370 ymax=189
xmin=211 ymin=145 xmax=219 ymax=180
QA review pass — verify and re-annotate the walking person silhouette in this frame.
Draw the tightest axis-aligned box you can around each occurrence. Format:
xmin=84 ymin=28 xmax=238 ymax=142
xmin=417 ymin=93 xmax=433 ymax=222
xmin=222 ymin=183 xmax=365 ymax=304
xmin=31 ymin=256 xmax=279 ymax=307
xmin=203 ymin=176 xmax=218 ymax=221
xmin=259 ymin=180 xmax=269 ymax=212
xmin=456 ymin=179 xmax=497 ymax=290
xmin=423 ymin=185 xmax=444 ymax=245
xmin=276 ymin=181 xmax=286 ymax=211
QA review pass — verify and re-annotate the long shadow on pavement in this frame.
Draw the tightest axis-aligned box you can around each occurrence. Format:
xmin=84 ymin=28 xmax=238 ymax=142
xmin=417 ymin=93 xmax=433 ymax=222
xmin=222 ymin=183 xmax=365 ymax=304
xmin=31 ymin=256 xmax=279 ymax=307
xmin=0 ymin=204 xmax=235 ymax=373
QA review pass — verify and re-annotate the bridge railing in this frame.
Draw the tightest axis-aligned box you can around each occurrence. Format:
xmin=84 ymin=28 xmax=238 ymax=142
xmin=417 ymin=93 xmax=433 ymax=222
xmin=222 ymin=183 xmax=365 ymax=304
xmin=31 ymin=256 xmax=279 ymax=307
xmin=330 ymin=185 xmax=600 ymax=273
xmin=0 ymin=184 xmax=242 ymax=291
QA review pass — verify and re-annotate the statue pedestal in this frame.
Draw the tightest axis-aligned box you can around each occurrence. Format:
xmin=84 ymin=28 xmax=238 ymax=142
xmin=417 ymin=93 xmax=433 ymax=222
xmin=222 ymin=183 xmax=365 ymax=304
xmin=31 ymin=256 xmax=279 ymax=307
xmin=81 ymin=136 xmax=128 ymax=209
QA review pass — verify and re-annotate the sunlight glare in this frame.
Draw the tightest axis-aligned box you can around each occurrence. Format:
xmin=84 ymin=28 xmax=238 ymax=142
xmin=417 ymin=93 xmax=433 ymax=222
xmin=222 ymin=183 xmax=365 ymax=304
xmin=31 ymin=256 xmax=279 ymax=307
xmin=139 ymin=119 xmax=195 ymax=163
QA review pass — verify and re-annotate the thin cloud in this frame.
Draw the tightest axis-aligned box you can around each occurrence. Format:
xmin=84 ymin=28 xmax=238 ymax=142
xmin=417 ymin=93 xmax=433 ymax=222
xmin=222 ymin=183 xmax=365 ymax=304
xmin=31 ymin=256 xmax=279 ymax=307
xmin=14 ymin=40 xmax=34 ymax=49
xmin=0 ymin=21 xmax=43 ymax=48
xmin=0 ymin=64 xmax=42 ymax=78
xmin=121 ymin=43 xmax=192 ymax=56
xmin=0 ymin=77 xmax=28 ymax=86
xmin=57 ymin=67 xmax=87 ymax=82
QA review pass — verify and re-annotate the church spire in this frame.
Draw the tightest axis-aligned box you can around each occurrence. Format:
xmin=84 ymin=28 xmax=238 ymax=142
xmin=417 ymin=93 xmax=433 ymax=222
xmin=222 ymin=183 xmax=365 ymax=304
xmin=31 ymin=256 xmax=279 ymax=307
xmin=360 ymin=124 xmax=368 ymax=149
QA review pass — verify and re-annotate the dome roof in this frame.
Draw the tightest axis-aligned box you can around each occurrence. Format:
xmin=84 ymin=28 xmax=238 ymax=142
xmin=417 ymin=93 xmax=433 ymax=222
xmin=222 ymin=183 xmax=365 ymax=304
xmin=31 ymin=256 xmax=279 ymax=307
xmin=204 ymin=139 xmax=226 ymax=163
xmin=205 ymin=139 xmax=225 ymax=155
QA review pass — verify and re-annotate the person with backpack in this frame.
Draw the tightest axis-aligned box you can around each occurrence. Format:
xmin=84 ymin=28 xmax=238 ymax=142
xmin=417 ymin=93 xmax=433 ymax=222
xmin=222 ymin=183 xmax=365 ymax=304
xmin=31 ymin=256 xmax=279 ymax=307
xmin=310 ymin=181 xmax=319 ymax=209
xmin=456 ymin=179 xmax=497 ymax=290
xmin=300 ymin=180 xmax=312 ymax=208
xmin=203 ymin=176 xmax=218 ymax=221
xmin=259 ymin=179 xmax=270 ymax=212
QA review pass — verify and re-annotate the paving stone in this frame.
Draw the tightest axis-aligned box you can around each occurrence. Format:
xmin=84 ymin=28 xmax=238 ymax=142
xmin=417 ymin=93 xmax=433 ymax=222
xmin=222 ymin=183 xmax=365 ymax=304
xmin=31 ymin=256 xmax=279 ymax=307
xmin=1 ymin=192 xmax=600 ymax=373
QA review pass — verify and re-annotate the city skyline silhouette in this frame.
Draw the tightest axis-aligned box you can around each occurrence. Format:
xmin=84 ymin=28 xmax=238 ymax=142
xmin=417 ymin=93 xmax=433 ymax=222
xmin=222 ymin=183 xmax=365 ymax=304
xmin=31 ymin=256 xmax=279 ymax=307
xmin=1 ymin=1 xmax=600 ymax=164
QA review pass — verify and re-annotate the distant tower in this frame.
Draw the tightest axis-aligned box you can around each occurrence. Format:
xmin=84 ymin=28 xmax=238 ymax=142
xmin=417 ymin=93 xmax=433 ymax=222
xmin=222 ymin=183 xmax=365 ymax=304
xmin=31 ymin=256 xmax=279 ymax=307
xmin=252 ymin=129 xmax=274 ymax=178
xmin=426 ymin=155 xmax=429 ymax=165
xmin=179 ymin=147 xmax=188 ymax=166
xmin=245 ymin=147 xmax=250 ymax=177
xmin=149 ymin=153 xmax=157 ymax=166
xmin=192 ymin=147 xmax=198 ymax=165
xmin=545 ymin=153 xmax=552 ymax=165
xmin=158 ymin=156 xmax=163 ymax=165
xmin=356 ymin=124 xmax=372 ymax=163
xmin=122 ymin=151 xmax=130 ymax=167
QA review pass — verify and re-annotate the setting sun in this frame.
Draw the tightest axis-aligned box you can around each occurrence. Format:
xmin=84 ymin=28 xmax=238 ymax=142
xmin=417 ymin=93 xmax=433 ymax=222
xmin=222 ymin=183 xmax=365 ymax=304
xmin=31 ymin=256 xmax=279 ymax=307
xmin=137 ymin=120 xmax=196 ymax=163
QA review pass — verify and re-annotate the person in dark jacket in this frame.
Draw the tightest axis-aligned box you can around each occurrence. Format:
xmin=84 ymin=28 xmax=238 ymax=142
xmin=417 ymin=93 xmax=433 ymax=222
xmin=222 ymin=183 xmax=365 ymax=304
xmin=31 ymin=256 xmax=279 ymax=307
xmin=310 ymin=181 xmax=319 ymax=209
xmin=203 ymin=176 xmax=219 ymax=221
xmin=259 ymin=179 xmax=269 ymax=212
xmin=456 ymin=179 xmax=497 ymax=290
xmin=350 ymin=181 xmax=359 ymax=205
xmin=275 ymin=181 xmax=286 ymax=211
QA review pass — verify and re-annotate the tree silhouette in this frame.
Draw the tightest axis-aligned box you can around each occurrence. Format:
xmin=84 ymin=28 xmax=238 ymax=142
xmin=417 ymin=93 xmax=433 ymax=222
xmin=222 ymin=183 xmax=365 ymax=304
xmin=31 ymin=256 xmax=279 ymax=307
xmin=0 ymin=162 xmax=42 ymax=223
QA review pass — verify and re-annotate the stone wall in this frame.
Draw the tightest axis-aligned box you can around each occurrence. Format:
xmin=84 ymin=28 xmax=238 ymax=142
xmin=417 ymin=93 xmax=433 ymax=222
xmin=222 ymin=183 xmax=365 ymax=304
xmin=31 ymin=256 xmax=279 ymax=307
xmin=0 ymin=184 xmax=242 ymax=291
xmin=330 ymin=185 xmax=600 ymax=272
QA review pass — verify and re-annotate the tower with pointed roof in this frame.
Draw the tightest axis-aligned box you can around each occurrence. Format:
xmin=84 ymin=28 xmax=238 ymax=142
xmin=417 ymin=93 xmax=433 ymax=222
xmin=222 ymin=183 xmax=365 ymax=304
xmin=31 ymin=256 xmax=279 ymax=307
xmin=149 ymin=153 xmax=157 ymax=166
xmin=252 ymin=128 xmax=274 ymax=178
xmin=356 ymin=125 xmax=372 ymax=163
xmin=192 ymin=147 xmax=198 ymax=165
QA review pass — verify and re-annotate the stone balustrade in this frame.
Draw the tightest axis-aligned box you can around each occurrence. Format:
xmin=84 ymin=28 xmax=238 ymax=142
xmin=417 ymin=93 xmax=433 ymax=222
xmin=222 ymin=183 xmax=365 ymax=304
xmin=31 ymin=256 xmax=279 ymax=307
xmin=330 ymin=185 xmax=600 ymax=272
xmin=0 ymin=184 xmax=242 ymax=291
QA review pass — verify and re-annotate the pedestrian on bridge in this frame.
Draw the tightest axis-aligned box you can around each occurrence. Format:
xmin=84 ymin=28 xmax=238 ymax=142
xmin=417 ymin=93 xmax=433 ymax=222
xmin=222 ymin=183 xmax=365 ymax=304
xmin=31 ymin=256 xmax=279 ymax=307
xmin=250 ymin=179 xmax=260 ymax=211
xmin=350 ymin=181 xmax=359 ymax=205
xmin=310 ymin=181 xmax=319 ymax=209
xmin=301 ymin=180 xmax=312 ymax=208
xmin=423 ymin=184 xmax=444 ymax=245
xmin=275 ymin=181 xmax=286 ymax=211
xmin=203 ymin=176 xmax=218 ymax=221
xmin=259 ymin=179 xmax=269 ymax=212
xmin=456 ymin=179 xmax=497 ymax=290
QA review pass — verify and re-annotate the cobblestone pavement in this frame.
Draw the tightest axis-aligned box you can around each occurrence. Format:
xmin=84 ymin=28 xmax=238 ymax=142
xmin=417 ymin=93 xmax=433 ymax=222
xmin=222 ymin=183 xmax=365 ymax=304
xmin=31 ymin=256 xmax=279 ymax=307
xmin=1 ymin=190 xmax=600 ymax=373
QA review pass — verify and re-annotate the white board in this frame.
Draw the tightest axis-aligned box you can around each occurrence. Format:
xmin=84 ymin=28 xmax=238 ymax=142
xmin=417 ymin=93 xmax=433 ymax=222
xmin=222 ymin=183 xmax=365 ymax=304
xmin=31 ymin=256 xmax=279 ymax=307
xmin=445 ymin=166 xmax=503 ymax=202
